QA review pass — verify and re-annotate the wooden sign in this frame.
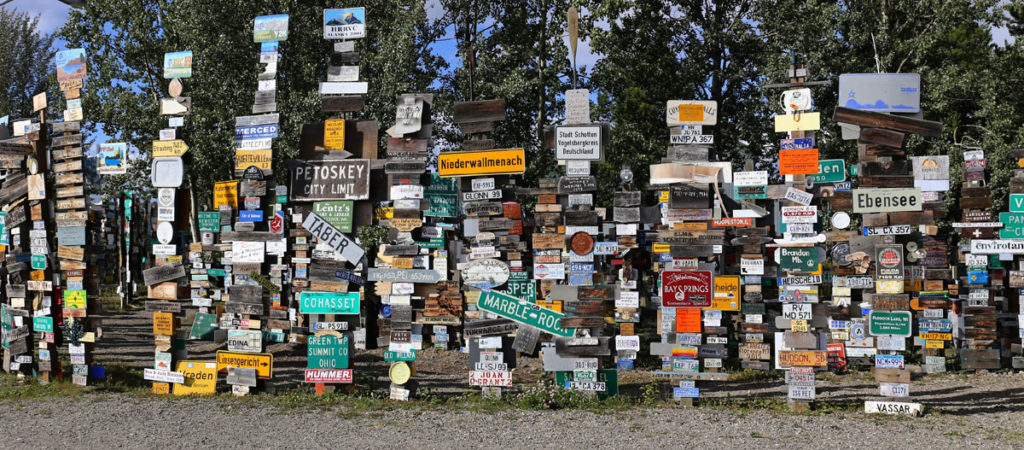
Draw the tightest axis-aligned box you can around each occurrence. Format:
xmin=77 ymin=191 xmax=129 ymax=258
xmin=289 ymin=159 xmax=370 ymax=201
xmin=57 ymin=245 xmax=85 ymax=261
xmin=437 ymin=148 xmax=525 ymax=177
xmin=453 ymin=100 xmax=506 ymax=123
xmin=142 ymin=261 xmax=185 ymax=286
xmin=833 ymin=106 xmax=942 ymax=137
xmin=557 ymin=176 xmax=597 ymax=194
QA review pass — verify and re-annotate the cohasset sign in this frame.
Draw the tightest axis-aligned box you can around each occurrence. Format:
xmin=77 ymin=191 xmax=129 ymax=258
xmin=852 ymin=188 xmax=922 ymax=213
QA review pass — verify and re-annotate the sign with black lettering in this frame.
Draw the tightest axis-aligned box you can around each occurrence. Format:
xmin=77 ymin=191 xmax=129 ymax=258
xmin=852 ymin=188 xmax=922 ymax=213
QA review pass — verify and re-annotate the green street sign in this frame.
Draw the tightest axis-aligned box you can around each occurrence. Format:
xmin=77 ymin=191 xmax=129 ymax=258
xmin=555 ymin=369 xmax=619 ymax=398
xmin=299 ymin=292 xmax=360 ymax=315
xmin=999 ymin=212 xmax=1024 ymax=239
xmin=504 ymin=271 xmax=536 ymax=301
xmin=425 ymin=194 xmax=457 ymax=217
xmin=869 ymin=311 xmax=911 ymax=337
xmin=415 ymin=236 xmax=445 ymax=249
xmin=780 ymin=247 xmax=818 ymax=272
xmin=307 ymin=334 xmax=350 ymax=369
xmin=188 ymin=313 xmax=218 ymax=340
xmin=207 ymin=268 xmax=226 ymax=277
xmin=31 ymin=254 xmax=46 ymax=270
xmin=32 ymin=316 xmax=53 ymax=333
xmin=313 ymin=201 xmax=354 ymax=232
xmin=425 ymin=173 xmax=458 ymax=195
xmin=1012 ymin=194 xmax=1024 ymax=213
xmin=384 ymin=350 xmax=417 ymax=362
xmin=477 ymin=290 xmax=575 ymax=337
xmin=198 ymin=212 xmax=220 ymax=232
xmin=808 ymin=159 xmax=846 ymax=183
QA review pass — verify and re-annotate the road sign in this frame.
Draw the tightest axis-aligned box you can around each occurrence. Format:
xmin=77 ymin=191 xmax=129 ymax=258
xmin=172 ymin=361 xmax=218 ymax=395
xmin=307 ymin=334 xmax=349 ymax=369
xmin=808 ymin=159 xmax=846 ymax=183
xmin=216 ymin=351 xmax=273 ymax=378
xmin=299 ymin=292 xmax=360 ymax=315
xmin=477 ymin=290 xmax=575 ymax=337
xmin=869 ymin=311 xmax=912 ymax=337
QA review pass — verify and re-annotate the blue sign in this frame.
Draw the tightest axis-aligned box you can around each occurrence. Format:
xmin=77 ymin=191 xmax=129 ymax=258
xmin=780 ymin=138 xmax=814 ymax=150
xmin=569 ymin=262 xmax=594 ymax=273
xmin=234 ymin=124 xmax=279 ymax=140
xmin=838 ymin=73 xmax=920 ymax=113
xmin=968 ymin=270 xmax=989 ymax=285
xmin=239 ymin=210 xmax=264 ymax=222
xmin=919 ymin=318 xmax=953 ymax=333
xmin=616 ymin=359 xmax=634 ymax=370
xmin=673 ymin=387 xmax=700 ymax=399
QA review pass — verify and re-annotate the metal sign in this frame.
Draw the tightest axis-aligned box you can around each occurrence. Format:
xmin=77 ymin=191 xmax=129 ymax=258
xmin=308 ymin=334 xmax=350 ymax=369
xmin=437 ymin=148 xmax=525 ymax=177
xmin=477 ymin=290 xmax=575 ymax=338
xmin=302 ymin=212 xmax=365 ymax=264
xmin=323 ymin=8 xmax=365 ymax=39
xmin=555 ymin=126 xmax=602 ymax=160
xmin=299 ymin=292 xmax=360 ymax=315
xmin=852 ymin=188 xmax=922 ymax=213
xmin=661 ymin=271 xmax=713 ymax=307
xmin=216 ymin=351 xmax=273 ymax=378
xmin=838 ymin=73 xmax=920 ymax=113
xmin=869 ymin=311 xmax=912 ymax=337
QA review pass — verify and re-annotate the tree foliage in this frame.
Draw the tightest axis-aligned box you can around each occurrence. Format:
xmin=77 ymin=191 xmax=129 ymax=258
xmin=0 ymin=8 xmax=54 ymax=120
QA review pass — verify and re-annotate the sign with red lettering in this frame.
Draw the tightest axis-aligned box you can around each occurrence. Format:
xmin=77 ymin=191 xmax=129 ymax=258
xmin=779 ymin=148 xmax=819 ymax=175
xmin=661 ymin=270 xmax=713 ymax=307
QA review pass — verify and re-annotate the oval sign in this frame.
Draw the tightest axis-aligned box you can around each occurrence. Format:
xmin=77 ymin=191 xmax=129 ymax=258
xmin=461 ymin=258 xmax=510 ymax=289
xmin=157 ymin=221 xmax=174 ymax=245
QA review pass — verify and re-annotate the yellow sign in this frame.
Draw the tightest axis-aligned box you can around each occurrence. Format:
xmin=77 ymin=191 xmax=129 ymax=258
xmin=919 ymin=332 xmax=952 ymax=341
xmin=652 ymin=243 xmax=670 ymax=253
xmin=389 ymin=217 xmax=422 ymax=232
xmin=152 ymin=382 xmax=170 ymax=395
xmin=64 ymin=289 xmax=87 ymax=309
xmin=709 ymin=275 xmax=740 ymax=311
xmin=925 ymin=339 xmax=944 ymax=349
xmin=216 ymin=350 xmax=273 ymax=378
xmin=678 ymin=104 xmax=704 ymax=122
xmin=875 ymin=280 xmax=904 ymax=294
xmin=438 ymin=148 xmax=525 ymax=177
xmin=153 ymin=311 xmax=175 ymax=335
xmin=676 ymin=222 xmax=708 ymax=231
xmin=791 ymin=319 xmax=809 ymax=332
xmin=658 ymin=190 xmax=669 ymax=203
xmin=235 ymin=149 xmax=272 ymax=173
xmin=324 ymin=118 xmax=345 ymax=151
xmin=172 ymin=361 xmax=218 ymax=396
xmin=375 ymin=207 xmax=394 ymax=220
xmin=773 ymin=112 xmax=821 ymax=132
xmin=213 ymin=180 xmax=239 ymax=210
xmin=152 ymin=140 xmax=189 ymax=157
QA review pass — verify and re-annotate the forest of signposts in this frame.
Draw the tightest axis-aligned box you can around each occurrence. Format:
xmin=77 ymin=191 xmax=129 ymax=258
xmin=1 ymin=6 xmax=1022 ymax=417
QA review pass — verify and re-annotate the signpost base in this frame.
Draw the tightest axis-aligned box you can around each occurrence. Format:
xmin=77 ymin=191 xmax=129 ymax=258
xmin=315 ymin=382 xmax=325 ymax=396
xmin=787 ymin=399 xmax=810 ymax=412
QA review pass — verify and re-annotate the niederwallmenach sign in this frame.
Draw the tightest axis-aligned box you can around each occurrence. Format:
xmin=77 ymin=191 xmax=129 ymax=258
xmin=970 ymin=240 xmax=1024 ymax=254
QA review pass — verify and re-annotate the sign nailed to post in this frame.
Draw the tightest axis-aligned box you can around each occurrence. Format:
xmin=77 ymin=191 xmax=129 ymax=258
xmin=290 ymin=160 xmax=370 ymax=201
xmin=323 ymin=8 xmax=365 ymax=39
xmin=302 ymin=212 xmax=365 ymax=264
xmin=555 ymin=126 xmax=603 ymax=160
xmin=477 ymin=290 xmax=575 ymax=337
xmin=661 ymin=271 xmax=713 ymax=307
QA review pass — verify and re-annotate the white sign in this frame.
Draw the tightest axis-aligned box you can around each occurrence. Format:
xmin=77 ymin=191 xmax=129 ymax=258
xmin=781 ymin=206 xmax=817 ymax=224
xmin=852 ymin=188 xmax=922 ymax=214
xmin=303 ymin=212 xmax=365 ymax=264
xmin=468 ymin=370 xmax=512 ymax=386
xmin=566 ymin=160 xmax=590 ymax=176
xmin=390 ymin=185 xmax=424 ymax=200
xmin=144 ymin=368 xmax=185 ymax=384
xmin=555 ymin=126 xmax=602 ymax=160
xmin=615 ymin=335 xmax=641 ymax=352
xmin=880 ymin=382 xmax=910 ymax=397
xmin=864 ymin=401 xmax=922 ymax=416
xmin=971 ymin=240 xmax=1024 ymax=255
xmin=741 ymin=258 xmax=764 ymax=275
xmin=784 ymin=188 xmax=813 ymax=206
xmin=565 ymin=89 xmax=591 ymax=125
xmin=616 ymin=291 xmax=639 ymax=309
xmin=471 ymin=178 xmax=495 ymax=191
xmin=733 ymin=171 xmax=768 ymax=186
xmin=231 ymin=241 xmax=265 ymax=263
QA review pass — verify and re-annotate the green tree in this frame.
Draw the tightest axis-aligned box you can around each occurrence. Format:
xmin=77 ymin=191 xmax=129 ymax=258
xmin=0 ymin=8 xmax=54 ymax=119
xmin=59 ymin=0 xmax=446 ymax=221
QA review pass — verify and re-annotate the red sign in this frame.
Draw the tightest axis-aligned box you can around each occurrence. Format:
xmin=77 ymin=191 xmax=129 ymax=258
xmin=826 ymin=343 xmax=847 ymax=371
xmin=779 ymin=148 xmax=819 ymax=175
xmin=711 ymin=217 xmax=752 ymax=228
xmin=661 ymin=270 xmax=713 ymax=307
xmin=304 ymin=369 xmax=353 ymax=383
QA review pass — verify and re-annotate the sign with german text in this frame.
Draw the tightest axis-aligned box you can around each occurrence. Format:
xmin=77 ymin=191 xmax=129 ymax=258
xmin=438 ymin=148 xmax=525 ymax=177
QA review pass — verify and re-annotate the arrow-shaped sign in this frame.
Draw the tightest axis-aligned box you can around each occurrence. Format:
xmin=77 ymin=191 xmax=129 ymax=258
xmin=152 ymin=139 xmax=189 ymax=158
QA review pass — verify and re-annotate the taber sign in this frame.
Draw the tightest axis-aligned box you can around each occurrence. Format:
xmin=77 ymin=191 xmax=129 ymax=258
xmin=852 ymin=188 xmax=922 ymax=213
xmin=477 ymin=290 xmax=575 ymax=337
xmin=302 ymin=212 xmax=365 ymax=264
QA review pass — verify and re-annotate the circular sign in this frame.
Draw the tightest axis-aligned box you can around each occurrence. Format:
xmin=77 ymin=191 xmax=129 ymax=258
xmin=831 ymin=211 xmax=850 ymax=229
xmin=168 ymin=78 xmax=183 ymax=98
xmin=570 ymin=231 xmax=595 ymax=256
xmin=461 ymin=258 xmax=510 ymax=289
xmin=831 ymin=242 xmax=851 ymax=266
xmin=242 ymin=165 xmax=265 ymax=181
xmin=389 ymin=362 xmax=411 ymax=385
xmin=381 ymin=305 xmax=392 ymax=318
xmin=26 ymin=157 xmax=38 ymax=175
xmin=156 ymin=221 xmax=174 ymax=245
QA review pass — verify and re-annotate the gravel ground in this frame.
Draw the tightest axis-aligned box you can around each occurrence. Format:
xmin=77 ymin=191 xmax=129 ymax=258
xmin=2 ymin=394 xmax=1023 ymax=448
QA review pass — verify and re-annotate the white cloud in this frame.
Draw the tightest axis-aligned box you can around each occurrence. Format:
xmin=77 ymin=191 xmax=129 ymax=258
xmin=6 ymin=0 xmax=71 ymax=35
xmin=991 ymin=25 xmax=1016 ymax=47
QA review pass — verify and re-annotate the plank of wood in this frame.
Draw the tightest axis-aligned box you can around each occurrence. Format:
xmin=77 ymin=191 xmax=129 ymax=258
xmin=322 ymin=96 xmax=365 ymax=113
xmin=833 ymin=106 xmax=942 ymax=137
xmin=386 ymin=138 xmax=428 ymax=153
xmin=453 ymin=100 xmax=506 ymax=124
xmin=858 ymin=127 xmax=905 ymax=148
xmin=863 ymin=145 xmax=906 ymax=156
xmin=859 ymin=161 xmax=912 ymax=177
xmin=857 ymin=176 xmax=914 ymax=188
xmin=460 ymin=121 xmax=494 ymax=134
xmin=461 ymin=139 xmax=496 ymax=151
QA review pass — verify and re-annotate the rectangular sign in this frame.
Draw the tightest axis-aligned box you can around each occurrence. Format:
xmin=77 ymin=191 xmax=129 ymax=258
xmin=661 ymin=271 xmax=713 ymax=308
xmin=779 ymin=148 xmax=819 ymax=175
xmin=438 ymin=148 xmax=525 ymax=177
xmin=216 ymin=351 xmax=273 ymax=378
xmin=838 ymin=73 xmax=920 ymax=113
xmin=323 ymin=8 xmax=365 ymax=39
xmin=290 ymin=160 xmax=370 ymax=201
xmin=302 ymin=212 xmax=365 ymax=264
xmin=299 ymin=292 xmax=360 ymax=315
xmin=476 ymin=290 xmax=575 ymax=337
xmin=555 ymin=126 xmax=602 ymax=160
xmin=852 ymin=188 xmax=922 ymax=213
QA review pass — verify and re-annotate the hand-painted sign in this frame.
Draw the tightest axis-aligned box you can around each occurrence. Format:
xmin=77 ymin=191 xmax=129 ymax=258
xmin=666 ymin=100 xmax=717 ymax=126
xmin=838 ymin=73 xmax=920 ymax=113
xmin=323 ymin=8 xmax=365 ymax=39
xmin=55 ymin=48 xmax=87 ymax=82
xmin=477 ymin=290 xmax=575 ymax=337
xmin=289 ymin=160 xmax=370 ymax=201
xmin=214 ymin=180 xmax=239 ymax=210
xmin=97 ymin=142 xmax=127 ymax=174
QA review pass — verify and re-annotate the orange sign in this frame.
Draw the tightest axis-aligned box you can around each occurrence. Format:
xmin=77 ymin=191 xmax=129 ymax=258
xmin=213 ymin=180 xmax=239 ymax=210
xmin=779 ymin=148 xmax=819 ymax=175
xmin=153 ymin=311 xmax=175 ymax=335
xmin=678 ymin=104 xmax=704 ymax=122
xmin=778 ymin=350 xmax=827 ymax=367
xmin=675 ymin=308 xmax=701 ymax=333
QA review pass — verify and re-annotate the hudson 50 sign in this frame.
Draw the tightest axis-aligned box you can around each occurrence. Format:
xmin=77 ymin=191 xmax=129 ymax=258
xmin=661 ymin=270 xmax=713 ymax=307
